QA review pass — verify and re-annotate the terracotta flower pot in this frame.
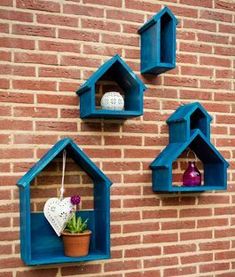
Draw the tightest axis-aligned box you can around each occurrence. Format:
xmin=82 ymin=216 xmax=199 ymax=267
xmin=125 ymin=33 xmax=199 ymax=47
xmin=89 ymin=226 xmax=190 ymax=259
xmin=61 ymin=230 xmax=91 ymax=257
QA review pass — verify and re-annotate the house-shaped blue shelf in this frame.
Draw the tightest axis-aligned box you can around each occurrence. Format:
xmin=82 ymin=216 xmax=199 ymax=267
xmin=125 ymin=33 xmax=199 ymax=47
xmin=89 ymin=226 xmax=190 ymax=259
xmin=150 ymin=102 xmax=229 ymax=192
xmin=138 ymin=6 xmax=178 ymax=75
xmin=17 ymin=138 xmax=112 ymax=266
xmin=76 ymin=54 xmax=147 ymax=119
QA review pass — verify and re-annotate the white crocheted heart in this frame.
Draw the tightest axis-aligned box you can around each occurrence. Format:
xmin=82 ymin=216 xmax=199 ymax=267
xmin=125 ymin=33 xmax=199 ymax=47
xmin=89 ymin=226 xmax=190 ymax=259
xmin=43 ymin=197 xmax=74 ymax=236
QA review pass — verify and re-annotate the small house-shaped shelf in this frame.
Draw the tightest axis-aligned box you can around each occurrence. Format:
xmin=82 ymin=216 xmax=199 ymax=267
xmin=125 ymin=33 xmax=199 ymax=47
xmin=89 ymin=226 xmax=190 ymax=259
xmin=76 ymin=54 xmax=147 ymax=119
xmin=150 ymin=102 xmax=229 ymax=192
xmin=17 ymin=138 xmax=112 ymax=266
xmin=138 ymin=6 xmax=178 ymax=75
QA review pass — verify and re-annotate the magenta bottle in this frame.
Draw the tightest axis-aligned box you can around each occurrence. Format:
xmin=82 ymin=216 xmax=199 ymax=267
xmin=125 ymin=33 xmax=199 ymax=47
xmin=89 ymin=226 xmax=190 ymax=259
xmin=183 ymin=161 xmax=201 ymax=186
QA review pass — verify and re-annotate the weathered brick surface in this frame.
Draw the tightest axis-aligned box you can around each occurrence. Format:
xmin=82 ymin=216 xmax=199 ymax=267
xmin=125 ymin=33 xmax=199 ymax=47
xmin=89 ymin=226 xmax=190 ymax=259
xmin=0 ymin=0 xmax=234 ymax=276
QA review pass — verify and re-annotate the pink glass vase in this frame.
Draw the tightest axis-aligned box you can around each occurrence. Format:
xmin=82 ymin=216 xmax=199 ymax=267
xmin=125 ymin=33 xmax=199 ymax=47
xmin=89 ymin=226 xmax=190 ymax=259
xmin=183 ymin=161 xmax=201 ymax=187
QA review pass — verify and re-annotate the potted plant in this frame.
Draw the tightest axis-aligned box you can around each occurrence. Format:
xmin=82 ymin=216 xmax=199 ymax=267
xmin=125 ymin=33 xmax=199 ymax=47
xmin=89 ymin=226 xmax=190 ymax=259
xmin=61 ymin=195 xmax=91 ymax=257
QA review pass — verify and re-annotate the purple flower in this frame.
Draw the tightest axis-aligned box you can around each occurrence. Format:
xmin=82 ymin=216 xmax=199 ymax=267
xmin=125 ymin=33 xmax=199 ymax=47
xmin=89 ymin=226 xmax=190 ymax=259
xmin=70 ymin=195 xmax=81 ymax=205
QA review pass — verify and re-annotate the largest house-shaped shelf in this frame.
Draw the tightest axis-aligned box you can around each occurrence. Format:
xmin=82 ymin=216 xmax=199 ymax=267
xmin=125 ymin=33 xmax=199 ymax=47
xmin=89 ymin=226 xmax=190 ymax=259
xmin=76 ymin=54 xmax=147 ymax=119
xmin=17 ymin=138 xmax=112 ymax=266
xmin=150 ymin=102 xmax=229 ymax=192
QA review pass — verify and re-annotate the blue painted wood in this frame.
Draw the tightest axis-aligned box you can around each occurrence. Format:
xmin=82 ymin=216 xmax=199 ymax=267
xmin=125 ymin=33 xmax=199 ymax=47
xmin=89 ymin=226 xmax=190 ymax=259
xmin=76 ymin=54 xmax=147 ymax=119
xmin=17 ymin=138 xmax=112 ymax=266
xmin=138 ymin=6 xmax=178 ymax=75
xmin=150 ymin=102 xmax=229 ymax=192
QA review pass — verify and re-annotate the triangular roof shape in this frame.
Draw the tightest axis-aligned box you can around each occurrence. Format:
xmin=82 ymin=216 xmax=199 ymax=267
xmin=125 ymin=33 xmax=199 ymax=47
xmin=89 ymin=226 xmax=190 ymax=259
xmin=150 ymin=129 xmax=229 ymax=168
xmin=138 ymin=6 xmax=178 ymax=34
xmin=167 ymin=102 xmax=212 ymax=124
xmin=76 ymin=54 xmax=146 ymax=95
xmin=17 ymin=138 xmax=112 ymax=188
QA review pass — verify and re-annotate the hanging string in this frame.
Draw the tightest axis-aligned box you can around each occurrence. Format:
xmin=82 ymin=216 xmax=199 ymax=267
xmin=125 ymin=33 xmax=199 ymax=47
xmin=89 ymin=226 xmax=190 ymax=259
xmin=186 ymin=148 xmax=197 ymax=161
xmin=59 ymin=150 xmax=66 ymax=200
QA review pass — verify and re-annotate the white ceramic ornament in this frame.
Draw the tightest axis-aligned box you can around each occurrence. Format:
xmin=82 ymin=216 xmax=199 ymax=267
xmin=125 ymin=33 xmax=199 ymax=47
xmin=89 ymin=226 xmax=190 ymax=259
xmin=43 ymin=197 xmax=74 ymax=236
xmin=101 ymin=91 xmax=124 ymax=111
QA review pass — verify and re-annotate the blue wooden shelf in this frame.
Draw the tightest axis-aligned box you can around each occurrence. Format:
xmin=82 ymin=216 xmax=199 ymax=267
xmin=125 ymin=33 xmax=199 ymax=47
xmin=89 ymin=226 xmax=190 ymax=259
xmin=150 ymin=102 xmax=229 ymax=192
xmin=138 ymin=6 xmax=178 ymax=75
xmin=17 ymin=138 xmax=112 ymax=266
xmin=76 ymin=54 xmax=147 ymax=119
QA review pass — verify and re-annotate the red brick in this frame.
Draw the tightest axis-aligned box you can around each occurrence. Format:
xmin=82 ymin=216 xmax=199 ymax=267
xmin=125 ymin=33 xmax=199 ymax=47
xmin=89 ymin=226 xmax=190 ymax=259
xmin=84 ymin=0 xmax=121 ymax=7
xmin=162 ymin=220 xmax=195 ymax=230
xmin=0 ymin=37 xmax=35 ymax=49
xmin=215 ymin=228 xmax=235 ymax=238
xmin=104 ymin=260 xmax=141 ymax=272
xmin=219 ymin=23 xmax=235 ymax=34
xmin=180 ymin=230 xmax=212 ymax=241
xmin=37 ymin=94 xmax=76 ymax=106
xmin=111 ymin=186 xmax=141 ymax=196
xmin=39 ymin=40 xmax=80 ymax=53
xmin=16 ymin=0 xmax=60 ymax=12
xmin=0 ymin=0 xmax=13 ymax=6
xmin=125 ymin=246 xmax=161 ymax=258
xmin=215 ymin=0 xmax=235 ymax=10
xmin=164 ymin=266 xmax=196 ymax=277
xmin=111 ymin=211 xmax=140 ymax=222
xmin=83 ymin=44 xmax=121 ymax=56
xmin=180 ymin=89 xmax=212 ymax=100
xmin=171 ymin=6 xmax=198 ymax=18
xmin=180 ymin=0 xmax=212 ymax=8
xmin=58 ymin=29 xmax=99 ymax=42
xmin=14 ymin=134 xmax=57 ymax=144
xmin=124 ymin=149 xmax=159 ymax=159
xmin=0 ymin=257 xmax=23 ymax=268
xmin=0 ymin=119 xmax=32 ymax=130
xmin=126 ymin=0 xmax=160 ymax=11
xmin=39 ymin=67 xmax=80 ymax=79
xmin=0 ymin=50 xmax=11 ymax=61
xmin=0 ymin=8 xmax=33 ymax=22
xmin=106 ymin=9 xmax=144 ymax=23
xmin=16 ymin=269 xmax=58 ymax=277
xmin=199 ymin=241 xmax=230 ymax=251
xmin=198 ymin=218 xmax=228 ymax=228
xmin=0 ymin=272 xmax=12 ymax=277
xmin=112 ymin=235 xmax=141 ymax=246
xmin=200 ymin=10 xmax=232 ymax=22
xmin=14 ymin=52 xmax=57 ymax=65
xmin=180 ymin=208 xmax=212 ymax=218
xmin=61 ymin=55 xmax=100 ymax=67
xmin=198 ymin=33 xmax=229 ymax=44
xmin=181 ymin=66 xmax=213 ymax=77
xmin=0 ymin=78 xmax=9 ymax=89
xmin=63 ymin=4 xmax=103 ymax=17
xmin=164 ymin=76 xmax=198 ymax=88
xmin=12 ymin=24 xmax=55 ymax=37
xmin=0 ymin=148 xmax=33 ymax=159
xmin=180 ymin=42 xmax=213 ymax=53
xmin=200 ymin=56 xmax=231 ymax=68
xmin=37 ymin=14 xmax=77 ymax=27
xmin=181 ymin=253 xmax=213 ymax=264
xmin=13 ymin=80 xmax=56 ymax=91
xmin=61 ymin=264 xmax=101 ymax=276
xmin=200 ymin=262 xmax=230 ymax=273
xmin=104 ymin=136 xmax=142 ymax=145
xmin=143 ymin=233 xmax=178 ymax=244
xmin=81 ymin=18 xmax=120 ymax=32
xmin=14 ymin=106 xmax=57 ymax=118
xmin=35 ymin=121 xmax=77 ymax=132
xmin=164 ymin=243 xmax=196 ymax=254
xmin=144 ymin=257 xmax=178 ymax=268
xmin=125 ymin=271 xmax=160 ymax=277
xmin=142 ymin=209 xmax=177 ymax=219
xmin=102 ymin=33 xmax=138 ymax=47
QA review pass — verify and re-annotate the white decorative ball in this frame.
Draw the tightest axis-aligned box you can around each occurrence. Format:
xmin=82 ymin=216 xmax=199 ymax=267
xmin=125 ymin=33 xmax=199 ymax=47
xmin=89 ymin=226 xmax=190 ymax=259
xmin=101 ymin=91 xmax=124 ymax=111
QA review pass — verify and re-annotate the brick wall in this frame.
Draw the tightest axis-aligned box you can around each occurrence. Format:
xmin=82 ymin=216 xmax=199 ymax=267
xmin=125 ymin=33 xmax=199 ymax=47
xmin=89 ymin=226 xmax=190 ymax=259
xmin=0 ymin=0 xmax=235 ymax=276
